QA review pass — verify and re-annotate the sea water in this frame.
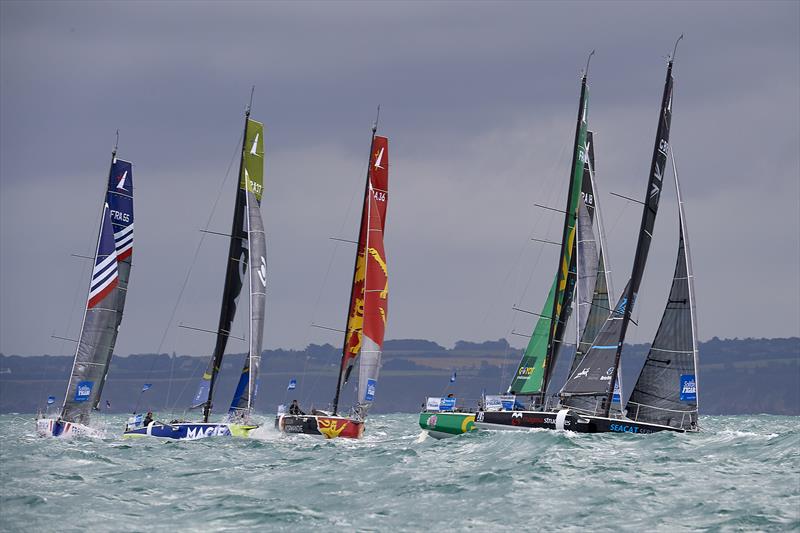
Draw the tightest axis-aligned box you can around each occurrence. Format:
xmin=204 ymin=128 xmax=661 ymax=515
xmin=0 ymin=414 xmax=797 ymax=531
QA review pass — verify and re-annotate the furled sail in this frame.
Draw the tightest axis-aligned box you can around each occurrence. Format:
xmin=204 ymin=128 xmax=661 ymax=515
xmin=93 ymin=157 xmax=134 ymax=406
xmin=229 ymin=119 xmax=266 ymax=418
xmin=509 ymin=72 xmax=589 ymax=396
xmin=61 ymin=201 xmax=121 ymax=424
xmin=333 ymin=133 xmax=389 ymax=416
xmin=196 ymin=115 xmax=257 ymax=422
xmin=626 ymin=155 xmax=698 ymax=430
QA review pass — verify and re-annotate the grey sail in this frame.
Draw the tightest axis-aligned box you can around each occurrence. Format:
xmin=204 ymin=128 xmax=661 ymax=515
xmin=575 ymin=201 xmax=599 ymax=343
xmin=228 ymin=119 xmax=266 ymax=419
xmin=560 ymin=279 xmax=631 ymax=402
xmin=61 ymin=202 xmax=122 ymax=424
xmin=626 ymin=156 xmax=698 ymax=430
xmin=92 ymin=157 xmax=134 ymax=407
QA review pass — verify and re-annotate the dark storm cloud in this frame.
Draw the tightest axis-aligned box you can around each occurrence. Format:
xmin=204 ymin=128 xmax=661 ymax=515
xmin=1 ymin=1 xmax=798 ymax=357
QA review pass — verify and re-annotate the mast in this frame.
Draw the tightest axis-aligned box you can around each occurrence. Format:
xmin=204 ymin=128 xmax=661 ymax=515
xmin=603 ymin=37 xmax=680 ymax=416
xmin=202 ymin=98 xmax=252 ymax=423
xmin=540 ymin=50 xmax=593 ymax=401
xmin=332 ymin=107 xmax=380 ymax=416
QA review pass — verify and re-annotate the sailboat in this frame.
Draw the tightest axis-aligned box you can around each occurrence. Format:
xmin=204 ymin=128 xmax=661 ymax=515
xmin=476 ymin=37 xmax=700 ymax=434
xmin=123 ymin=102 xmax=266 ymax=440
xmin=277 ymin=118 xmax=389 ymax=440
xmin=36 ymin=141 xmax=134 ymax=438
xmin=419 ymin=55 xmax=601 ymax=438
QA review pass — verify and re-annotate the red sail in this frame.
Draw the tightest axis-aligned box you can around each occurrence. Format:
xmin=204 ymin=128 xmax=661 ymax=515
xmin=339 ymin=136 xmax=389 ymax=388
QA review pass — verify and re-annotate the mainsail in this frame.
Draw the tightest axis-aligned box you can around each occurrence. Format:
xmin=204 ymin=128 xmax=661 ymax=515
xmin=626 ymin=151 xmax=698 ymax=430
xmin=94 ymin=157 xmax=134 ymax=405
xmin=561 ymin=52 xmax=676 ymax=415
xmin=229 ymin=119 xmax=266 ymax=418
xmin=508 ymin=64 xmax=589 ymax=397
xmin=61 ymin=152 xmax=133 ymax=423
xmin=333 ymin=132 xmax=389 ymax=417
xmin=195 ymin=113 xmax=266 ymax=423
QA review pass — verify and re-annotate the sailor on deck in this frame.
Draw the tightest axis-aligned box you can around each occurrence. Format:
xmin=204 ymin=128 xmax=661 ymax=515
xmin=289 ymin=400 xmax=305 ymax=416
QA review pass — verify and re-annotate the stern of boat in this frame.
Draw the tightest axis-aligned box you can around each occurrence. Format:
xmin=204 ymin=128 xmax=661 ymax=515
xmin=276 ymin=414 xmax=364 ymax=439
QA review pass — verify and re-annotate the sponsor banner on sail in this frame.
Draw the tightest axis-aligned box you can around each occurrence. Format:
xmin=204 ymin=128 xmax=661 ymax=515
xmin=107 ymin=159 xmax=134 ymax=261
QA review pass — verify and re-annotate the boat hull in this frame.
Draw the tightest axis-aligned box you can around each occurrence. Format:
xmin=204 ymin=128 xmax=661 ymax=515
xmin=475 ymin=409 xmax=690 ymax=434
xmin=275 ymin=414 xmax=364 ymax=439
xmin=418 ymin=412 xmax=476 ymax=439
xmin=122 ymin=422 xmax=258 ymax=440
xmin=36 ymin=418 xmax=104 ymax=438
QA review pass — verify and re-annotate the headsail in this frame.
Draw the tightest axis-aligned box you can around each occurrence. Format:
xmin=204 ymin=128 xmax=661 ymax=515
xmin=333 ymin=132 xmax=389 ymax=416
xmin=61 ymin=200 xmax=121 ymax=424
xmin=626 ymin=150 xmax=698 ymax=430
xmin=509 ymin=66 xmax=589 ymax=396
xmin=229 ymin=119 xmax=266 ymax=418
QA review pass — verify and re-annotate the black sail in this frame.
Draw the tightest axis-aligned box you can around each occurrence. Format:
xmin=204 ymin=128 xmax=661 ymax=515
xmin=197 ymin=117 xmax=252 ymax=422
xmin=626 ymin=155 xmax=698 ymax=430
xmin=601 ymin=57 xmax=675 ymax=415
xmin=561 ymin=55 xmax=675 ymax=415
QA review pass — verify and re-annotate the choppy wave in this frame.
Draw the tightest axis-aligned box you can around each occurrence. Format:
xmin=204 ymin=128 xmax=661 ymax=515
xmin=1 ymin=414 xmax=798 ymax=531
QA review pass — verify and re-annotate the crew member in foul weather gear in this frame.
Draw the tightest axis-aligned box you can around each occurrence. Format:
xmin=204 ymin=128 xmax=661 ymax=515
xmin=143 ymin=411 xmax=154 ymax=425
xmin=289 ymin=400 xmax=305 ymax=415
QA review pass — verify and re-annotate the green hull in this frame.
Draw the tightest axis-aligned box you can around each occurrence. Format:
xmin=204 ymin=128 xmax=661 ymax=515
xmin=418 ymin=412 xmax=476 ymax=439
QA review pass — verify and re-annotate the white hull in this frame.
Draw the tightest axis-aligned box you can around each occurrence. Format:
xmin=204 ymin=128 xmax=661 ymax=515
xmin=36 ymin=418 xmax=105 ymax=438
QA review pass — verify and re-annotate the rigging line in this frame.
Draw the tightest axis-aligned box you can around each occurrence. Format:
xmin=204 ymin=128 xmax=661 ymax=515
xmin=480 ymin=118 xmax=573 ymax=338
xmin=308 ymin=136 xmax=371 ymax=331
xmin=139 ymin=129 xmax=246 ymax=396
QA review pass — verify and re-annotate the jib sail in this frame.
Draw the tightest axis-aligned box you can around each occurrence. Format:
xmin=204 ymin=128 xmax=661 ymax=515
xmin=626 ymin=150 xmax=698 ymax=430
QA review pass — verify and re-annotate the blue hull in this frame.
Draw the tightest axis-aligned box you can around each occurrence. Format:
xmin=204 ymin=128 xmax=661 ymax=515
xmin=123 ymin=422 xmax=257 ymax=440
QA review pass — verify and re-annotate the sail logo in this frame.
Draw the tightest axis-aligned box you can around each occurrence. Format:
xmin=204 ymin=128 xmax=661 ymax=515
xmin=517 ymin=366 xmax=534 ymax=378
xmin=110 ymin=209 xmax=130 ymax=223
xmin=74 ymin=381 xmax=94 ymax=402
xmin=364 ymin=379 xmax=376 ymax=402
xmin=258 ymin=256 xmax=267 ymax=287
xmin=116 ymin=171 xmax=128 ymax=190
xmin=250 ymin=133 xmax=259 ymax=156
xmin=575 ymin=368 xmax=589 ymax=379
xmin=374 ymin=147 xmax=385 ymax=170
xmin=680 ymin=374 xmax=697 ymax=401
xmin=651 ymin=163 xmax=663 ymax=199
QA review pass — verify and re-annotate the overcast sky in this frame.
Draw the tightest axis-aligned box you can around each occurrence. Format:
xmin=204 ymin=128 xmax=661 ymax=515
xmin=1 ymin=1 xmax=798 ymax=358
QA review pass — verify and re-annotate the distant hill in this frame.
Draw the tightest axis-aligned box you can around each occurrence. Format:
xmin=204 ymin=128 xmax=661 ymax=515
xmin=0 ymin=337 xmax=797 ymax=416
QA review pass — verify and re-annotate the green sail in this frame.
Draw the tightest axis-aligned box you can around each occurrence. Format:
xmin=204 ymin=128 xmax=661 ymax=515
xmin=509 ymin=88 xmax=588 ymax=395
xmin=241 ymin=119 xmax=264 ymax=201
